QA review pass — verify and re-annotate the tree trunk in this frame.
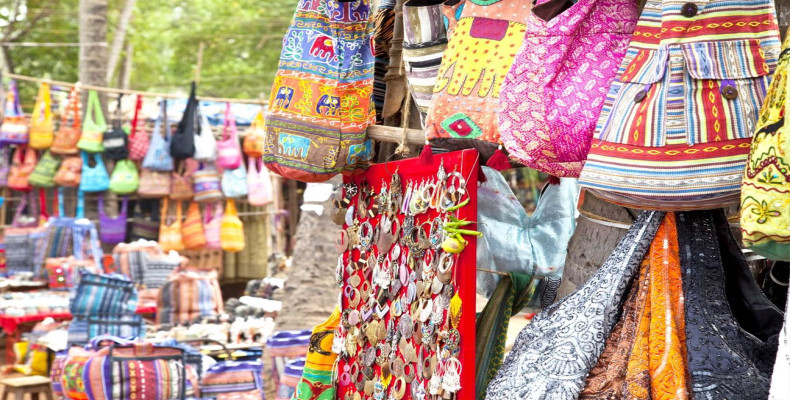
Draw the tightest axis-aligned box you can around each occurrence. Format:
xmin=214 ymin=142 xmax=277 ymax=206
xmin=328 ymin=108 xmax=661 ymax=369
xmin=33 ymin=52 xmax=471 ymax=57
xmin=106 ymin=0 xmax=136 ymax=83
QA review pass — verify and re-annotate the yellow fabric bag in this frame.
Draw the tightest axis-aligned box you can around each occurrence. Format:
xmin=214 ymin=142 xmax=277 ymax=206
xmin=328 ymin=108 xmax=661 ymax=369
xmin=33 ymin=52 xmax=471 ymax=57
xmin=220 ymin=198 xmax=244 ymax=252
xmin=29 ymin=83 xmax=54 ymax=150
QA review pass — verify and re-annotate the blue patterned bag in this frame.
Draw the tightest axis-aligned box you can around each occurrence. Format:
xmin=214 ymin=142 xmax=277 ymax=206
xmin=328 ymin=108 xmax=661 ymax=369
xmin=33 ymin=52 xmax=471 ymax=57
xmin=79 ymin=152 xmax=110 ymax=192
xmin=142 ymin=101 xmax=174 ymax=172
xmin=70 ymin=272 xmax=138 ymax=317
xmin=67 ymin=314 xmax=145 ymax=346
xmin=221 ymin=162 xmax=248 ymax=198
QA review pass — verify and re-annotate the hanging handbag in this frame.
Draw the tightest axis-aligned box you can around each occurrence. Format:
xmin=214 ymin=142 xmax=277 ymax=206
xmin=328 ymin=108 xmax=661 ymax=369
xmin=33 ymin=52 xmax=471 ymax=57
xmin=29 ymin=82 xmax=55 ymax=150
xmin=142 ymin=100 xmax=175 ymax=172
xmin=243 ymin=111 xmax=266 ymax=158
xmin=29 ymin=150 xmax=61 ymax=188
xmin=171 ymin=81 xmax=197 ymax=159
xmin=138 ymin=169 xmax=171 ymax=198
xmin=486 ymin=211 xmax=664 ymax=400
xmin=402 ymin=0 xmax=448 ymax=118
xmin=220 ymin=198 xmax=244 ymax=252
xmin=54 ymin=155 xmax=83 ymax=187
xmin=79 ymin=151 xmax=110 ymax=192
xmin=204 ymin=203 xmax=223 ymax=250
xmin=77 ymin=90 xmax=108 ymax=153
xmin=193 ymin=162 xmax=223 ymax=203
xmin=498 ymin=0 xmax=637 ymax=178
xmin=171 ymin=161 xmax=194 ymax=200
xmin=0 ymin=146 xmax=10 ymax=187
xmin=51 ymin=87 xmax=82 ymax=155
xmin=221 ymin=162 xmax=248 ymax=198
xmin=247 ymin=157 xmax=273 ymax=206
xmin=128 ymin=95 xmax=149 ymax=161
xmin=194 ymin=105 xmax=218 ymax=162
xmin=109 ymin=159 xmax=139 ymax=194
xmin=217 ymin=103 xmax=243 ymax=170
xmin=130 ymin=199 xmax=160 ymax=241
xmin=0 ymin=80 xmax=29 ymax=145
xmin=741 ymin=30 xmax=790 ymax=261
xmin=578 ymin=0 xmax=781 ymax=210
xmin=103 ymin=95 xmax=129 ymax=160
xmin=8 ymin=146 xmax=37 ymax=191
xmin=99 ymin=194 xmax=128 ymax=245
xmin=423 ymin=0 xmax=533 ymax=159
xmin=182 ymin=201 xmax=206 ymax=249
xmin=265 ymin=0 xmax=376 ymax=182
xmin=159 ymin=197 xmax=185 ymax=252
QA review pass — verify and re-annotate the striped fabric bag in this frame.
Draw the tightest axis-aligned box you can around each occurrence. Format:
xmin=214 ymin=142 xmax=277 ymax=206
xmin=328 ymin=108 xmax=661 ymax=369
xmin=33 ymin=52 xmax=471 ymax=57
xmin=182 ymin=202 xmax=206 ymax=249
xmin=141 ymin=253 xmax=185 ymax=289
xmin=200 ymin=361 xmax=264 ymax=399
xmin=67 ymin=314 xmax=145 ymax=346
xmin=157 ymin=268 xmax=224 ymax=325
xmin=112 ymin=240 xmax=164 ymax=284
xmin=267 ymin=330 xmax=311 ymax=400
xmin=578 ymin=0 xmax=782 ymax=210
xmin=403 ymin=0 xmax=448 ymax=118
xmin=276 ymin=358 xmax=306 ymax=400
xmin=51 ymin=350 xmax=68 ymax=399
xmin=70 ymin=272 xmax=138 ymax=317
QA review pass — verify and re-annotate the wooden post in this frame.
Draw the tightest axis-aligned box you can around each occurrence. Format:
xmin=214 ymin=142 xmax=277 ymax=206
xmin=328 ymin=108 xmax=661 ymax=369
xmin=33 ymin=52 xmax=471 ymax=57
xmin=194 ymin=42 xmax=205 ymax=84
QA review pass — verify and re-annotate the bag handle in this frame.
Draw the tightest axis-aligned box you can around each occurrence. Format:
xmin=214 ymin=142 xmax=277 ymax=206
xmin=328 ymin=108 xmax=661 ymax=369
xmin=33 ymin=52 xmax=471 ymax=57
xmin=4 ymin=80 xmax=23 ymax=117
xmin=130 ymin=95 xmax=143 ymax=138
xmin=162 ymin=99 xmax=172 ymax=141
xmin=85 ymin=90 xmax=107 ymax=129
xmin=120 ymin=196 xmax=129 ymax=217
xmin=113 ymin=94 xmax=123 ymax=130
xmin=161 ymin=197 xmax=171 ymax=228
xmin=12 ymin=145 xmax=24 ymax=165
xmin=222 ymin=102 xmax=237 ymax=141
xmin=32 ymin=83 xmax=52 ymax=125
xmin=38 ymin=188 xmax=49 ymax=223
xmin=203 ymin=203 xmax=212 ymax=224
xmin=57 ymin=187 xmax=86 ymax=219
xmin=12 ymin=192 xmax=30 ymax=227
xmin=61 ymin=87 xmax=81 ymax=129
xmin=178 ymin=81 xmax=199 ymax=137
xmin=251 ymin=111 xmax=265 ymax=130
xmin=225 ymin=198 xmax=238 ymax=216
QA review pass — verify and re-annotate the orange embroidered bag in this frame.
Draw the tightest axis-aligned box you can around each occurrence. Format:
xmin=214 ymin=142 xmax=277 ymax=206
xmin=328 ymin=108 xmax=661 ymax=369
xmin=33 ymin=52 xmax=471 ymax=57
xmin=8 ymin=146 xmax=37 ymax=192
xmin=243 ymin=112 xmax=266 ymax=158
xmin=182 ymin=202 xmax=206 ymax=249
xmin=51 ymin=87 xmax=81 ymax=155
xmin=159 ymin=197 xmax=185 ymax=252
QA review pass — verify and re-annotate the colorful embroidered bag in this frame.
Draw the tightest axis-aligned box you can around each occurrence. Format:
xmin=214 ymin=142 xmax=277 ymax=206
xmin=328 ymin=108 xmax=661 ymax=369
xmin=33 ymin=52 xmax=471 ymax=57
xmin=577 ymin=0 xmax=781 ymax=210
xmin=54 ymin=156 xmax=83 ymax=187
xmin=247 ymin=157 xmax=273 ymax=206
xmin=171 ymin=161 xmax=194 ymax=201
xmin=741 ymin=29 xmax=790 ymax=261
xmin=109 ymin=159 xmax=139 ymax=195
xmin=171 ymin=82 xmax=198 ymax=160
xmin=195 ymin=107 xmax=217 ymax=162
xmin=217 ymin=103 xmax=243 ymax=170
xmin=221 ymin=162 xmax=248 ymax=198
xmin=143 ymin=101 xmax=175 ymax=172
xmin=159 ymin=197 xmax=185 ymax=252
xmin=498 ymin=0 xmax=637 ymax=178
xmin=402 ymin=0 xmax=448 ymax=118
xmin=292 ymin=308 xmax=340 ymax=400
xmin=29 ymin=82 xmax=54 ymax=150
xmin=70 ymin=272 xmax=138 ymax=317
xmin=84 ymin=343 xmax=188 ymax=400
xmin=193 ymin=163 xmax=223 ymax=203
xmin=8 ymin=146 xmax=37 ymax=191
xmin=79 ymin=152 xmax=110 ymax=192
xmin=77 ymin=90 xmax=107 ymax=153
xmin=45 ymin=256 xmax=99 ymax=290
xmin=98 ymin=194 xmax=128 ymax=245
xmin=204 ymin=203 xmax=223 ymax=250
xmin=220 ymin=199 xmax=245 ymax=252
xmin=130 ymin=199 xmax=160 ymax=241
xmin=0 ymin=80 xmax=29 ymax=145
xmin=128 ymin=95 xmax=150 ymax=161
xmin=265 ymin=0 xmax=376 ymax=182
xmin=182 ymin=202 xmax=206 ymax=249
xmin=243 ymin=112 xmax=266 ymax=158
xmin=29 ymin=150 xmax=61 ymax=188
xmin=51 ymin=87 xmax=82 ymax=155
xmin=157 ymin=268 xmax=224 ymax=324
xmin=103 ymin=95 xmax=129 ymax=160
xmin=200 ymin=361 xmax=265 ymax=399
xmin=0 ymin=146 xmax=10 ymax=187
xmin=424 ymin=0 xmax=532 ymax=158
xmin=138 ymin=169 xmax=171 ymax=198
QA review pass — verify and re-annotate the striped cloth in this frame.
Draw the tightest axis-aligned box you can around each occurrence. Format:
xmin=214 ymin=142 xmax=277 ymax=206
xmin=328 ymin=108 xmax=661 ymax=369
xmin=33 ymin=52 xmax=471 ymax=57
xmin=70 ymin=272 xmax=138 ymax=317
xmin=372 ymin=0 xmax=396 ymax=122
xmin=578 ymin=0 xmax=782 ymax=210
xmin=67 ymin=314 xmax=144 ymax=346
xmin=141 ymin=253 xmax=183 ymax=289
xmin=201 ymin=361 xmax=264 ymax=398
xmin=403 ymin=0 xmax=448 ymax=118
xmin=157 ymin=268 xmax=224 ymax=325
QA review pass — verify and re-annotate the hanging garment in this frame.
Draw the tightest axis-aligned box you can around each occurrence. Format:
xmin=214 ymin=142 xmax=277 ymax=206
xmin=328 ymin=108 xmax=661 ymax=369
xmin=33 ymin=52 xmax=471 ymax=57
xmin=128 ymin=95 xmax=150 ymax=161
xmin=402 ymin=0 xmax=448 ymax=118
xmin=0 ymin=80 xmax=29 ymax=145
xmin=579 ymin=260 xmax=650 ymax=400
xmin=51 ymin=87 xmax=82 ymax=155
xmin=171 ymin=81 xmax=198 ymax=160
xmin=142 ymin=100 xmax=174 ymax=172
xmin=292 ymin=308 xmax=340 ymax=400
xmin=76 ymin=90 xmax=108 ymax=153
xmin=29 ymin=82 xmax=54 ymax=150
xmin=578 ymin=0 xmax=781 ymax=210
xmin=741 ymin=28 xmax=790 ymax=261
xmin=194 ymin=106 xmax=218 ymax=162
xmin=498 ymin=0 xmax=637 ymax=178
xmin=486 ymin=210 xmax=664 ymax=400
xmin=423 ymin=0 xmax=532 ymax=158
xmin=264 ymin=0 xmax=376 ymax=182
xmin=678 ymin=210 xmax=783 ymax=399
xmin=371 ymin=0 xmax=395 ymax=122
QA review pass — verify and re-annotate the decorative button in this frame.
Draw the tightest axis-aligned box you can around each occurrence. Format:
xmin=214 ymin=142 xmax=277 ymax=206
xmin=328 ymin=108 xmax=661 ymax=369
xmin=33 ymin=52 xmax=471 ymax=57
xmin=721 ymin=85 xmax=738 ymax=100
xmin=681 ymin=2 xmax=698 ymax=17
xmin=634 ymin=90 xmax=648 ymax=103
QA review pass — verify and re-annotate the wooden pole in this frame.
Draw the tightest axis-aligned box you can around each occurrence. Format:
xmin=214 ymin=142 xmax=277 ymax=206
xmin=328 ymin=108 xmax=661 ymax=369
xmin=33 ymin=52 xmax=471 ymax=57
xmin=195 ymin=42 xmax=205 ymax=85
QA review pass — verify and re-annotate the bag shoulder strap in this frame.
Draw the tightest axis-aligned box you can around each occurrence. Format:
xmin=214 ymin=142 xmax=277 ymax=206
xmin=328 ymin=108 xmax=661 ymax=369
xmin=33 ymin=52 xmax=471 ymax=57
xmin=162 ymin=100 xmax=171 ymax=141
xmin=222 ymin=102 xmax=237 ymax=141
xmin=85 ymin=90 xmax=107 ymax=129
xmin=131 ymin=95 xmax=143 ymax=138
xmin=161 ymin=197 xmax=170 ymax=228
xmin=32 ymin=83 xmax=52 ymax=124
xmin=64 ymin=88 xmax=81 ymax=128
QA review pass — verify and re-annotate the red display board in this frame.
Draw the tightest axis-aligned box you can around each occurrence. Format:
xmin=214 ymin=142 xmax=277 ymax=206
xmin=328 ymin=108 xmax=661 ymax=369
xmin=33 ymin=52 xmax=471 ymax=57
xmin=336 ymin=149 xmax=478 ymax=400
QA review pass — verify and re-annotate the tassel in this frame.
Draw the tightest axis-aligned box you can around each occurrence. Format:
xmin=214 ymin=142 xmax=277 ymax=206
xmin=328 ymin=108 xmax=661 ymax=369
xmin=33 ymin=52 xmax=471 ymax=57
xmin=486 ymin=145 xmax=511 ymax=171
xmin=418 ymin=140 xmax=434 ymax=166
xmin=547 ymin=175 xmax=561 ymax=185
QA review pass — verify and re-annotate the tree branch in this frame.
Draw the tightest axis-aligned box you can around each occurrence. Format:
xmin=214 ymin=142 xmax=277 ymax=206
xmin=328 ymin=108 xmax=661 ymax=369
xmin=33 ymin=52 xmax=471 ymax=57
xmin=106 ymin=0 xmax=136 ymax=82
xmin=6 ymin=11 xmax=51 ymax=42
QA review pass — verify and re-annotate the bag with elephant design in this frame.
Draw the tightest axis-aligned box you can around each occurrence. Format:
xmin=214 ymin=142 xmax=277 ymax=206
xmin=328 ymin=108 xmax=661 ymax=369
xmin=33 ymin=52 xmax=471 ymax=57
xmin=264 ymin=0 xmax=377 ymax=182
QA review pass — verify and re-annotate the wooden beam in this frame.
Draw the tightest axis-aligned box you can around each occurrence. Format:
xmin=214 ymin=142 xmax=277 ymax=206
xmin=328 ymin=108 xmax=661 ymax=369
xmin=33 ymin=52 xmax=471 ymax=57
xmin=366 ymin=124 xmax=424 ymax=146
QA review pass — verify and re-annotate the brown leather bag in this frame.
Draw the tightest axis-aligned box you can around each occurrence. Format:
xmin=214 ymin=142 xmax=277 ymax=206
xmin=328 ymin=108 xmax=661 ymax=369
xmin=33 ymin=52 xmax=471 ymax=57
xmin=53 ymin=156 xmax=83 ymax=187
xmin=170 ymin=161 xmax=194 ymax=200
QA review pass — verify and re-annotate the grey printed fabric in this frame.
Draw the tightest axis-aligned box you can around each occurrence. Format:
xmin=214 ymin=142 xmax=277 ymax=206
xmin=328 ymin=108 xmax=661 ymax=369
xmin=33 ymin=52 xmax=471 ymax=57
xmin=403 ymin=0 xmax=447 ymax=118
xmin=486 ymin=210 xmax=664 ymax=400
xmin=142 ymin=253 xmax=181 ymax=289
